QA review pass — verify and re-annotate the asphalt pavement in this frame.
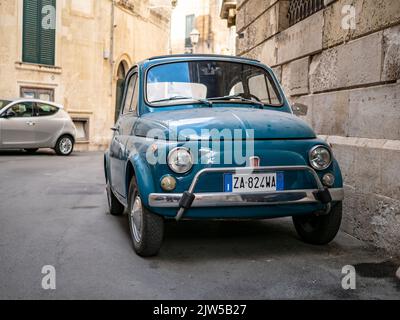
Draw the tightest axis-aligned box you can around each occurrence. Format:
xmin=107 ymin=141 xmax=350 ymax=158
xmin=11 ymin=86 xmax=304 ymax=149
xmin=0 ymin=150 xmax=399 ymax=299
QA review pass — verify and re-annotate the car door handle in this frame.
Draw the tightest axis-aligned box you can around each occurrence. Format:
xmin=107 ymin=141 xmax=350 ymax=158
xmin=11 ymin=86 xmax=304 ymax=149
xmin=26 ymin=121 xmax=36 ymax=126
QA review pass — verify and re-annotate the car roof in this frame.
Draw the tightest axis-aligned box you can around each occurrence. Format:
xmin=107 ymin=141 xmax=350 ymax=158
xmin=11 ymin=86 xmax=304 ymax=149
xmin=3 ymin=98 xmax=64 ymax=109
xmin=147 ymin=54 xmax=260 ymax=63
xmin=137 ymin=54 xmax=268 ymax=71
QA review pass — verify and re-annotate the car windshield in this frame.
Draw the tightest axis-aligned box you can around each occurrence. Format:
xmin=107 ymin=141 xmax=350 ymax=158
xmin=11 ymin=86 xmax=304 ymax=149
xmin=146 ymin=61 xmax=283 ymax=107
xmin=0 ymin=100 xmax=11 ymax=109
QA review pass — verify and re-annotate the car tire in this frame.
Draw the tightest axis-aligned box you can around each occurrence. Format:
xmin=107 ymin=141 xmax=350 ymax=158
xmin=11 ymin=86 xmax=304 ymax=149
xmin=127 ymin=176 xmax=164 ymax=257
xmin=55 ymin=135 xmax=74 ymax=156
xmin=293 ymin=201 xmax=342 ymax=245
xmin=24 ymin=148 xmax=39 ymax=154
xmin=106 ymin=181 xmax=125 ymax=216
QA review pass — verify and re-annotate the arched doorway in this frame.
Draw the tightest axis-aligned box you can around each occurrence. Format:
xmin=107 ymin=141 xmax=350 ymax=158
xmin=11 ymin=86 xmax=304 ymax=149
xmin=115 ymin=61 xmax=128 ymax=122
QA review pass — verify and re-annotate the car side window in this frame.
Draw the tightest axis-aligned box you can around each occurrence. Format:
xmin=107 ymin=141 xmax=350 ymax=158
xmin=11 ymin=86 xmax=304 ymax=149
xmin=8 ymin=102 xmax=34 ymax=118
xmin=129 ymin=75 xmax=139 ymax=114
xmin=122 ymin=73 xmax=138 ymax=115
xmin=229 ymin=81 xmax=244 ymax=96
xmin=35 ymin=103 xmax=59 ymax=117
xmin=248 ymin=74 xmax=281 ymax=105
xmin=266 ymin=77 xmax=282 ymax=105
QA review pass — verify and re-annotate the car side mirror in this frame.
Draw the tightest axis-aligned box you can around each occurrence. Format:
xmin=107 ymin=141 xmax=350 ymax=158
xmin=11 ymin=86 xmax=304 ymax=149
xmin=1 ymin=109 xmax=16 ymax=118
xmin=292 ymin=103 xmax=308 ymax=116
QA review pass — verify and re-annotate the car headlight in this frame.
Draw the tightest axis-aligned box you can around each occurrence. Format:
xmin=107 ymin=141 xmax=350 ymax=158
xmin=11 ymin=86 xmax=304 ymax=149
xmin=168 ymin=147 xmax=194 ymax=174
xmin=309 ymin=146 xmax=332 ymax=171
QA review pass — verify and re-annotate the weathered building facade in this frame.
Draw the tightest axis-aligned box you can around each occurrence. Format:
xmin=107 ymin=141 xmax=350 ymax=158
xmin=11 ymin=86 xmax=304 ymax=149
xmin=0 ymin=0 xmax=170 ymax=150
xmin=227 ymin=0 xmax=400 ymax=255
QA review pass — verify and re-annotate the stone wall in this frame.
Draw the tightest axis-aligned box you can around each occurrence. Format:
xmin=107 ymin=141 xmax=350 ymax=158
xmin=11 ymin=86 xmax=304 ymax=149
xmin=236 ymin=0 xmax=400 ymax=256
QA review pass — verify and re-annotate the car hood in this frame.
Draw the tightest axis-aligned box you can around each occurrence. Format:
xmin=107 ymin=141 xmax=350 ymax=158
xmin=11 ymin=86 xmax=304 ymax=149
xmin=135 ymin=107 xmax=316 ymax=140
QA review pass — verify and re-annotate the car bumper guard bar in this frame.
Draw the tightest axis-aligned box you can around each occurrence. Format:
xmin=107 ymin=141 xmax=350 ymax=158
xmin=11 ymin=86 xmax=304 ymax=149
xmin=148 ymin=166 xmax=345 ymax=221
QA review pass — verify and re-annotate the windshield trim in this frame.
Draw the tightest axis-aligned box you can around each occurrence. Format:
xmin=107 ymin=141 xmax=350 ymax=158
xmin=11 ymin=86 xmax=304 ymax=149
xmin=144 ymin=59 xmax=285 ymax=108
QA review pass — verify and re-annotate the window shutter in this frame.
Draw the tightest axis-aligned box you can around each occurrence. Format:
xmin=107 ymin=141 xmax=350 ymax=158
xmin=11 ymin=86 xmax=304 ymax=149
xmin=23 ymin=0 xmax=40 ymax=64
xmin=22 ymin=0 xmax=56 ymax=66
xmin=39 ymin=0 xmax=56 ymax=65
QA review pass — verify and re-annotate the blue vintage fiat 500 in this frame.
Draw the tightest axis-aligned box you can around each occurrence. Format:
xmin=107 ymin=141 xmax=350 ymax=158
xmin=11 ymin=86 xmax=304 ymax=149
xmin=104 ymin=54 xmax=344 ymax=257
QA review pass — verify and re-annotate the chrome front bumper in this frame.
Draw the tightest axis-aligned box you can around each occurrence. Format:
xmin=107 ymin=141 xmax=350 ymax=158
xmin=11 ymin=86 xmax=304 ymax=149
xmin=148 ymin=166 xmax=344 ymax=221
xmin=149 ymin=188 xmax=344 ymax=208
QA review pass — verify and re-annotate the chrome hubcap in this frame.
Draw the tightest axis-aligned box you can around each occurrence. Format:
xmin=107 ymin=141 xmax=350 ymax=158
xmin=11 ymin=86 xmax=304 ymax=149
xmin=60 ymin=138 xmax=72 ymax=154
xmin=130 ymin=195 xmax=143 ymax=243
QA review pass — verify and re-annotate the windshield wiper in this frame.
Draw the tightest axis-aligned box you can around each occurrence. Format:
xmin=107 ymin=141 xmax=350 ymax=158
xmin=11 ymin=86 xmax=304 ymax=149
xmin=208 ymin=94 xmax=265 ymax=108
xmin=151 ymin=96 xmax=212 ymax=107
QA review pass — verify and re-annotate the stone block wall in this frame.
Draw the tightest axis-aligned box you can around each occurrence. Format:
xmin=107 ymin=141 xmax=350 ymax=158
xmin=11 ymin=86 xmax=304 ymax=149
xmin=236 ymin=0 xmax=400 ymax=256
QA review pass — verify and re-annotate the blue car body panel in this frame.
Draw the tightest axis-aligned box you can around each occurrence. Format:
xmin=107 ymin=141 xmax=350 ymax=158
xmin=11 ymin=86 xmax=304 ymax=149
xmin=105 ymin=55 xmax=343 ymax=219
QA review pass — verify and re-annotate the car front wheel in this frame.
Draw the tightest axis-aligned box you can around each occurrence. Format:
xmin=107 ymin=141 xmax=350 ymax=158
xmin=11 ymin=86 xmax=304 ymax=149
xmin=128 ymin=177 xmax=164 ymax=257
xmin=293 ymin=202 xmax=342 ymax=245
xmin=55 ymin=135 xmax=74 ymax=156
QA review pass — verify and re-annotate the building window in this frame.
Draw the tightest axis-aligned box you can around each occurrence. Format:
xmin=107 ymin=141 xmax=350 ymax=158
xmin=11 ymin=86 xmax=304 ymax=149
xmin=23 ymin=0 xmax=56 ymax=66
xmin=20 ymin=87 xmax=54 ymax=101
xmin=185 ymin=14 xmax=195 ymax=48
xmin=72 ymin=118 xmax=90 ymax=142
xmin=288 ymin=0 xmax=325 ymax=27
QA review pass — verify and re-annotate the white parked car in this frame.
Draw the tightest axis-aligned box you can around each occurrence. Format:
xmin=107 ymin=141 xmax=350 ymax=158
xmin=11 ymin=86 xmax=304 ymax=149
xmin=0 ymin=99 xmax=77 ymax=156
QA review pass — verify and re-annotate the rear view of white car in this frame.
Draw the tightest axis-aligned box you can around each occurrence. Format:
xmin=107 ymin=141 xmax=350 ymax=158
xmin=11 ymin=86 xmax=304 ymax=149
xmin=0 ymin=99 xmax=76 ymax=156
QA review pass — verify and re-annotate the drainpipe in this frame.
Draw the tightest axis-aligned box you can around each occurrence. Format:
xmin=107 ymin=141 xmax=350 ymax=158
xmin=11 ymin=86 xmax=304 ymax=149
xmin=110 ymin=0 xmax=116 ymax=96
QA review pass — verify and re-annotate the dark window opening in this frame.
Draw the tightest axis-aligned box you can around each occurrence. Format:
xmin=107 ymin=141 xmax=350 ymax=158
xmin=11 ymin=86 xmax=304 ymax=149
xmin=115 ymin=62 xmax=128 ymax=122
xmin=288 ymin=0 xmax=325 ymax=27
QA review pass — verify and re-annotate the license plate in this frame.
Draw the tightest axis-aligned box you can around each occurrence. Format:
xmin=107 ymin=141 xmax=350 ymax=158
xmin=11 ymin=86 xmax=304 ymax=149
xmin=224 ymin=172 xmax=284 ymax=193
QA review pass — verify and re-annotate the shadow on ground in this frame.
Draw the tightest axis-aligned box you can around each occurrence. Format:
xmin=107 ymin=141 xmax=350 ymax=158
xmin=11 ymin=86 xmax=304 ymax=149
xmin=0 ymin=149 xmax=57 ymax=156
xmin=114 ymin=214 xmax=372 ymax=262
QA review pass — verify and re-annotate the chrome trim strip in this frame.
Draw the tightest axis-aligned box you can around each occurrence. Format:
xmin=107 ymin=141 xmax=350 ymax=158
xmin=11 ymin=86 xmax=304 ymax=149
xmin=149 ymin=188 xmax=344 ymax=208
